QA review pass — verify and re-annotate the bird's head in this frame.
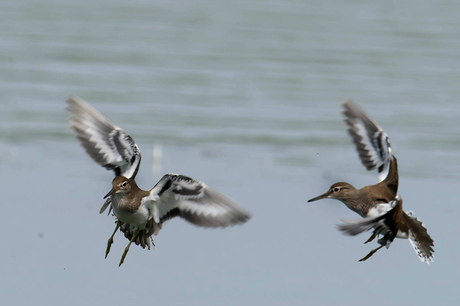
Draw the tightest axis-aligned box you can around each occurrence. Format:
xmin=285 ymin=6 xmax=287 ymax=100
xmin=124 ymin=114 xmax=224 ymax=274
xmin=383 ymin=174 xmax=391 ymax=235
xmin=308 ymin=182 xmax=355 ymax=203
xmin=104 ymin=176 xmax=133 ymax=199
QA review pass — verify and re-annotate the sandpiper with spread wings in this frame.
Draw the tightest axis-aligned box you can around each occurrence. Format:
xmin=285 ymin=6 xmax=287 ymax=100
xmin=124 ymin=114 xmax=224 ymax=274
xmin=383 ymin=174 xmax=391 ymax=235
xmin=67 ymin=96 xmax=251 ymax=266
xmin=308 ymin=100 xmax=434 ymax=263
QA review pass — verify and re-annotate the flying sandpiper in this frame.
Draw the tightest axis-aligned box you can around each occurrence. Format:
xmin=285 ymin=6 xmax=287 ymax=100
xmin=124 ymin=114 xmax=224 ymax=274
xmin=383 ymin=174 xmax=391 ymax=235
xmin=308 ymin=100 xmax=434 ymax=263
xmin=67 ymin=96 xmax=251 ymax=266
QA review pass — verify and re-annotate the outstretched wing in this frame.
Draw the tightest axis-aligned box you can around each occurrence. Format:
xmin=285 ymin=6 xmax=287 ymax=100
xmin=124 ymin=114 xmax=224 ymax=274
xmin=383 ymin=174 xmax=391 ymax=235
xmin=343 ymin=100 xmax=392 ymax=182
xmin=67 ymin=96 xmax=141 ymax=179
xmin=145 ymin=174 xmax=251 ymax=228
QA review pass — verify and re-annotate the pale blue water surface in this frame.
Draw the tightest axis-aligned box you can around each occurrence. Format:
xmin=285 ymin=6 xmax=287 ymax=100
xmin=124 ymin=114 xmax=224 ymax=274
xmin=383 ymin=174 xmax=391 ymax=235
xmin=1 ymin=0 xmax=460 ymax=305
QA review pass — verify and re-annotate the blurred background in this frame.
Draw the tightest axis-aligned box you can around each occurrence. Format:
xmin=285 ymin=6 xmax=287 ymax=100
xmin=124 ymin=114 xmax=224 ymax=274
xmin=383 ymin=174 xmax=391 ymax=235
xmin=1 ymin=0 xmax=460 ymax=305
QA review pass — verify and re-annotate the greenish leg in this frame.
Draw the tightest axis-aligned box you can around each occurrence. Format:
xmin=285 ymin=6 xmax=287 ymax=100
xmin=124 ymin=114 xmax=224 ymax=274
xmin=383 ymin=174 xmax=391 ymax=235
xmin=358 ymin=245 xmax=384 ymax=262
xmin=118 ymin=229 xmax=140 ymax=267
xmin=364 ymin=231 xmax=378 ymax=244
xmin=105 ymin=220 xmax=122 ymax=259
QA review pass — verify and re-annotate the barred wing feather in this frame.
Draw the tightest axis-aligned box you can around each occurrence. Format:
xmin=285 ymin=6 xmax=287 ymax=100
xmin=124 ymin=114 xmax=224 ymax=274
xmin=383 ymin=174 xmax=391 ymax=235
xmin=343 ymin=100 xmax=392 ymax=182
xmin=145 ymin=174 xmax=251 ymax=228
xmin=406 ymin=211 xmax=435 ymax=264
xmin=67 ymin=96 xmax=141 ymax=179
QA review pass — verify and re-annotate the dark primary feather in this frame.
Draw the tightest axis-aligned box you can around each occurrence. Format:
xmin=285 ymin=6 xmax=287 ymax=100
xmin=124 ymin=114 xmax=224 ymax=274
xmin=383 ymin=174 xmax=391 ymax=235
xmin=100 ymin=197 xmax=112 ymax=214
xmin=343 ymin=100 xmax=392 ymax=181
xmin=152 ymin=174 xmax=251 ymax=228
xmin=67 ymin=96 xmax=141 ymax=179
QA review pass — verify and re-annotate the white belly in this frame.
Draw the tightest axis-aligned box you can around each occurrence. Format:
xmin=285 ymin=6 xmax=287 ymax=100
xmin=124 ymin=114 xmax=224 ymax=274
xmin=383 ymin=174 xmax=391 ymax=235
xmin=396 ymin=230 xmax=408 ymax=239
xmin=366 ymin=203 xmax=393 ymax=218
xmin=112 ymin=198 xmax=150 ymax=229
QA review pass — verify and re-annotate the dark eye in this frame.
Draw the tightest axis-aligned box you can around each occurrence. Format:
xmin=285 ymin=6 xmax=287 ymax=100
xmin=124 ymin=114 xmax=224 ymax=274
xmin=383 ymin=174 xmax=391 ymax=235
xmin=121 ymin=182 xmax=127 ymax=187
xmin=333 ymin=187 xmax=340 ymax=192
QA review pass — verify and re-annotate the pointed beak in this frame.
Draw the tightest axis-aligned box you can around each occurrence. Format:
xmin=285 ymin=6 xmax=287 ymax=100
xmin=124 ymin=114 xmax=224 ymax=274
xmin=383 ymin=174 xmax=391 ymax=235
xmin=104 ymin=188 xmax=115 ymax=199
xmin=308 ymin=191 xmax=330 ymax=203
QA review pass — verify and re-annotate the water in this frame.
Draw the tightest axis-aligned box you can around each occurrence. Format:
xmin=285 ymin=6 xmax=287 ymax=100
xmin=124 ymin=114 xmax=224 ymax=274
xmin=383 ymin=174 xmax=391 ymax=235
xmin=1 ymin=0 xmax=460 ymax=305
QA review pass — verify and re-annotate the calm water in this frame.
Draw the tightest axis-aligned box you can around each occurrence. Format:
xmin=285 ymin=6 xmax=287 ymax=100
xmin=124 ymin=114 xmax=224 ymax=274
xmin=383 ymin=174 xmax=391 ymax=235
xmin=1 ymin=1 xmax=460 ymax=305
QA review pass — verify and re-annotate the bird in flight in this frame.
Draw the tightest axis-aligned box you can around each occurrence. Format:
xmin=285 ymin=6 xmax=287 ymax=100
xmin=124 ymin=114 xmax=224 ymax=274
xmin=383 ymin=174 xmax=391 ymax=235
xmin=309 ymin=100 xmax=434 ymax=263
xmin=67 ymin=96 xmax=251 ymax=266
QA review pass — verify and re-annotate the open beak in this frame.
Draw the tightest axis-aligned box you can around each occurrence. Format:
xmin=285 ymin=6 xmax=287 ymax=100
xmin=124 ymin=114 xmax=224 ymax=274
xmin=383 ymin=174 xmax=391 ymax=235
xmin=104 ymin=188 xmax=115 ymax=199
xmin=307 ymin=191 xmax=331 ymax=202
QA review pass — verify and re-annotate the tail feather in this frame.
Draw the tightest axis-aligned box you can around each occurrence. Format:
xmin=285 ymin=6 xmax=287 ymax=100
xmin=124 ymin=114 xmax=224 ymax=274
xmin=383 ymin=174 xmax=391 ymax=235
xmin=404 ymin=211 xmax=434 ymax=264
xmin=338 ymin=198 xmax=435 ymax=264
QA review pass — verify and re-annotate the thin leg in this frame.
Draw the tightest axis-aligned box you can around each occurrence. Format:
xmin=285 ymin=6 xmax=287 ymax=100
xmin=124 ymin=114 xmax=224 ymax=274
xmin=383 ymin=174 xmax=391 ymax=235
xmin=150 ymin=236 xmax=156 ymax=250
xmin=358 ymin=245 xmax=384 ymax=262
xmin=364 ymin=231 xmax=378 ymax=244
xmin=119 ymin=229 xmax=140 ymax=267
xmin=105 ymin=221 xmax=122 ymax=258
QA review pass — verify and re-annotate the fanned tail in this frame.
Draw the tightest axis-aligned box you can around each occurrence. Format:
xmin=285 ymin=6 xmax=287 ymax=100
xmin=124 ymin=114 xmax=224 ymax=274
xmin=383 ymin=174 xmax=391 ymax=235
xmin=404 ymin=211 xmax=435 ymax=264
